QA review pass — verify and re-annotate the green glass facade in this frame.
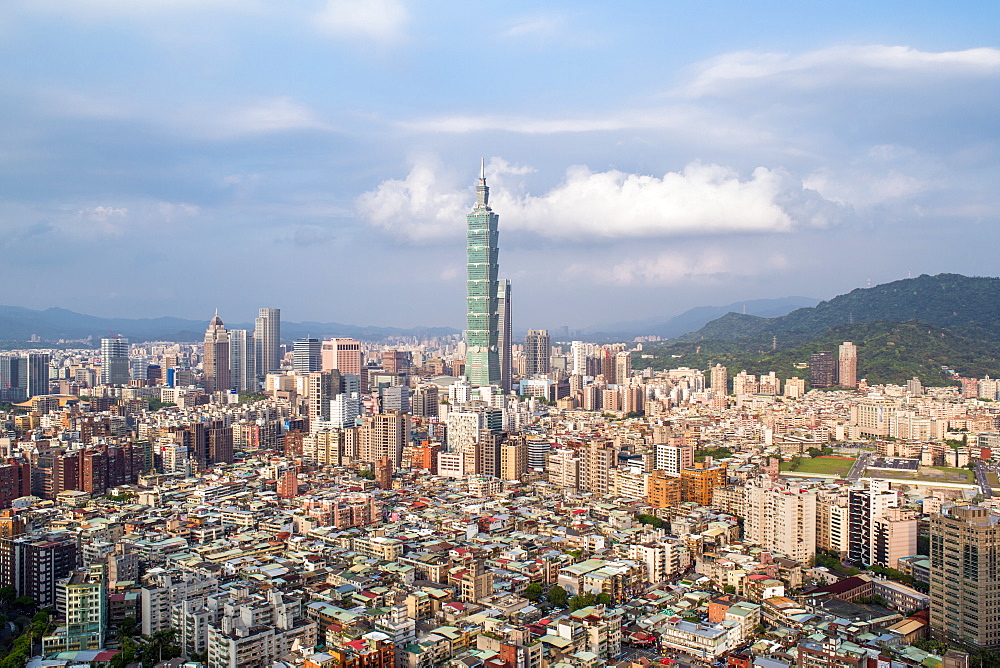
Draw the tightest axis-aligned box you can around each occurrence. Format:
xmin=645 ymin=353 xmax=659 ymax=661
xmin=465 ymin=164 xmax=501 ymax=387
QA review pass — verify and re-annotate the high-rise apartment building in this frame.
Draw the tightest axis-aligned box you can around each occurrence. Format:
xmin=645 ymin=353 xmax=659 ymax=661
xmin=744 ymin=479 xmax=817 ymax=564
xmin=0 ymin=355 xmax=23 ymax=402
xmin=293 ymin=338 xmax=321 ymax=374
xmin=497 ymin=279 xmax=512 ymax=393
xmin=809 ymin=351 xmax=838 ymax=388
xmin=839 ymin=341 xmax=858 ymax=388
xmin=254 ymin=308 xmax=281 ymax=376
xmin=710 ymin=364 xmax=728 ymax=394
xmin=358 ymin=411 xmax=409 ymax=467
xmin=322 ymin=338 xmax=362 ymax=375
xmin=465 ymin=161 xmax=501 ymax=388
xmin=524 ymin=330 xmax=551 ymax=376
xmin=615 ymin=351 xmax=632 ymax=386
xmin=100 ymin=338 xmax=129 ymax=386
xmin=930 ymin=505 xmax=1000 ymax=648
xmin=0 ymin=533 xmax=79 ymax=609
xmin=203 ymin=313 xmax=230 ymax=393
xmin=228 ymin=329 xmax=256 ymax=392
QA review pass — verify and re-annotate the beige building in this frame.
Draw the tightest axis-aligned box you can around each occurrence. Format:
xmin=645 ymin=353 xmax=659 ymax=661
xmin=744 ymin=478 xmax=817 ymax=564
xmin=930 ymin=505 xmax=1000 ymax=648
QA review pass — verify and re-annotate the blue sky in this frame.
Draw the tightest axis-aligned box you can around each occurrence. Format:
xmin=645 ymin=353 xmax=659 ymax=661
xmin=2 ymin=1 xmax=998 ymax=330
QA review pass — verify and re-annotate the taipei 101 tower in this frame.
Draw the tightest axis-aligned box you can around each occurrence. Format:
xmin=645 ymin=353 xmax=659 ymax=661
xmin=464 ymin=159 xmax=501 ymax=387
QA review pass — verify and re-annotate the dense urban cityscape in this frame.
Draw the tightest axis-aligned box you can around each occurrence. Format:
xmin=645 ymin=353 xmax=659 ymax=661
xmin=0 ymin=165 xmax=997 ymax=668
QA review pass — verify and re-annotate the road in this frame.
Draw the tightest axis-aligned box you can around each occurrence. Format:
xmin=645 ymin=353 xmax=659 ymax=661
xmin=846 ymin=453 xmax=871 ymax=482
xmin=974 ymin=462 xmax=993 ymax=498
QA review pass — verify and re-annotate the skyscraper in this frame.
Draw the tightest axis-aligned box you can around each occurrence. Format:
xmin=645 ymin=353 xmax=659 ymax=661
xmin=839 ymin=341 xmax=858 ymax=388
xmin=465 ymin=160 xmax=501 ymax=388
xmin=254 ymin=308 xmax=281 ymax=376
xmin=809 ymin=351 xmax=837 ymax=388
xmin=100 ymin=337 xmax=129 ymax=386
xmin=228 ymin=329 xmax=256 ymax=392
xmin=293 ymin=338 xmax=321 ymax=373
xmin=524 ymin=330 xmax=551 ymax=376
xmin=322 ymin=338 xmax=362 ymax=374
xmin=497 ymin=279 xmax=512 ymax=393
xmin=203 ymin=313 xmax=230 ymax=393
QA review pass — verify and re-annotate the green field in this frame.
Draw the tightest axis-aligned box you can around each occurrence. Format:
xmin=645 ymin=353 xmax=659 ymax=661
xmin=780 ymin=456 xmax=856 ymax=476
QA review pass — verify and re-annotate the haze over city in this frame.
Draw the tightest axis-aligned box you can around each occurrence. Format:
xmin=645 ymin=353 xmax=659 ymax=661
xmin=2 ymin=1 xmax=998 ymax=329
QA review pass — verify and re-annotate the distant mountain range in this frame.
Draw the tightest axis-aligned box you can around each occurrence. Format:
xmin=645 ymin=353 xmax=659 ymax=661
xmin=0 ymin=305 xmax=460 ymax=344
xmin=641 ymin=273 xmax=1000 ymax=385
xmin=581 ymin=296 xmax=820 ymax=340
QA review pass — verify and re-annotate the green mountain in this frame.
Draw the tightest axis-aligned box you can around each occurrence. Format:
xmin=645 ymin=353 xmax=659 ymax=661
xmin=641 ymin=320 xmax=1000 ymax=386
xmin=678 ymin=273 xmax=1000 ymax=347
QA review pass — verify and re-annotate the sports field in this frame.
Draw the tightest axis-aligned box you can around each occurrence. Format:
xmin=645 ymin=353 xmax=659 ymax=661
xmin=780 ymin=456 xmax=855 ymax=476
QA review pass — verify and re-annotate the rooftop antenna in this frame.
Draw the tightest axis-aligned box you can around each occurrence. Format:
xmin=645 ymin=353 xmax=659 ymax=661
xmin=480 ymin=156 xmax=485 ymax=180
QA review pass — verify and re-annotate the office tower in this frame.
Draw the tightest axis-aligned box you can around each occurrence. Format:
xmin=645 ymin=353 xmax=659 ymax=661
xmin=228 ymin=329 xmax=256 ymax=392
xmin=20 ymin=352 xmax=50 ymax=398
xmin=465 ymin=160 xmax=502 ymax=387
xmin=381 ymin=385 xmax=410 ymax=413
xmin=930 ymin=505 xmax=1000 ymax=648
xmin=293 ymin=338 xmax=321 ymax=373
xmin=203 ymin=313 xmax=230 ymax=393
xmin=524 ymin=330 xmax=551 ymax=376
xmin=839 ymin=341 xmax=858 ymax=388
xmin=0 ymin=354 xmax=22 ymax=402
xmin=0 ymin=533 xmax=79 ymax=609
xmin=254 ymin=308 xmax=281 ymax=376
xmin=329 ymin=374 xmax=361 ymax=427
xmin=744 ymin=479 xmax=817 ymax=564
xmin=100 ymin=338 xmax=129 ymax=386
xmin=809 ymin=351 xmax=837 ymax=388
xmin=497 ymin=279 xmax=512 ymax=392
xmin=710 ymin=363 xmax=728 ymax=394
xmin=308 ymin=371 xmax=341 ymax=423
xmin=379 ymin=349 xmax=406 ymax=375
xmin=322 ymin=338 xmax=362 ymax=374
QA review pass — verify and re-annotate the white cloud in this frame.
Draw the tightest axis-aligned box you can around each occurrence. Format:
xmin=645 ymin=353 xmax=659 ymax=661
xmin=314 ymin=0 xmax=408 ymax=44
xmin=358 ymin=156 xmax=839 ymax=243
xmin=683 ymin=45 xmax=1000 ymax=97
xmin=219 ymin=97 xmax=329 ymax=136
xmin=567 ymin=250 xmax=789 ymax=286
xmin=503 ymin=13 xmax=566 ymax=39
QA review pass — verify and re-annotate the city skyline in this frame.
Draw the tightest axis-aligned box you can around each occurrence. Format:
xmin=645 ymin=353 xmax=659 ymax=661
xmin=1 ymin=2 xmax=998 ymax=329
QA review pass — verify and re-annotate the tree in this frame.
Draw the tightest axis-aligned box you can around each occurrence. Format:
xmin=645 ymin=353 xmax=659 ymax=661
xmin=723 ymin=585 xmax=736 ymax=594
xmin=546 ymin=585 xmax=568 ymax=608
xmin=570 ymin=593 xmax=598 ymax=611
xmin=596 ymin=593 xmax=613 ymax=607
xmin=636 ymin=514 xmax=664 ymax=529
xmin=523 ymin=583 xmax=543 ymax=602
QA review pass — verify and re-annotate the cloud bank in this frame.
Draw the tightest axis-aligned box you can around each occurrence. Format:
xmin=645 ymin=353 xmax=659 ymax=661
xmin=357 ymin=157 xmax=840 ymax=243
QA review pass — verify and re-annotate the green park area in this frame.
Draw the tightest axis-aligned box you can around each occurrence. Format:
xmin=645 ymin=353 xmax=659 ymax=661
xmin=780 ymin=456 xmax=856 ymax=476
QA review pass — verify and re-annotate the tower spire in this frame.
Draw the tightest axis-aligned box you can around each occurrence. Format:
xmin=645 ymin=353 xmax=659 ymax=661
xmin=475 ymin=157 xmax=490 ymax=208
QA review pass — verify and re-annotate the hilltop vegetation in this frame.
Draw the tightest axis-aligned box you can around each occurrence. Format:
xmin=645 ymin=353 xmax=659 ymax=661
xmin=677 ymin=274 xmax=1000 ymax=347
xmin=639 ymin=320 xmax=1000 ymax=386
